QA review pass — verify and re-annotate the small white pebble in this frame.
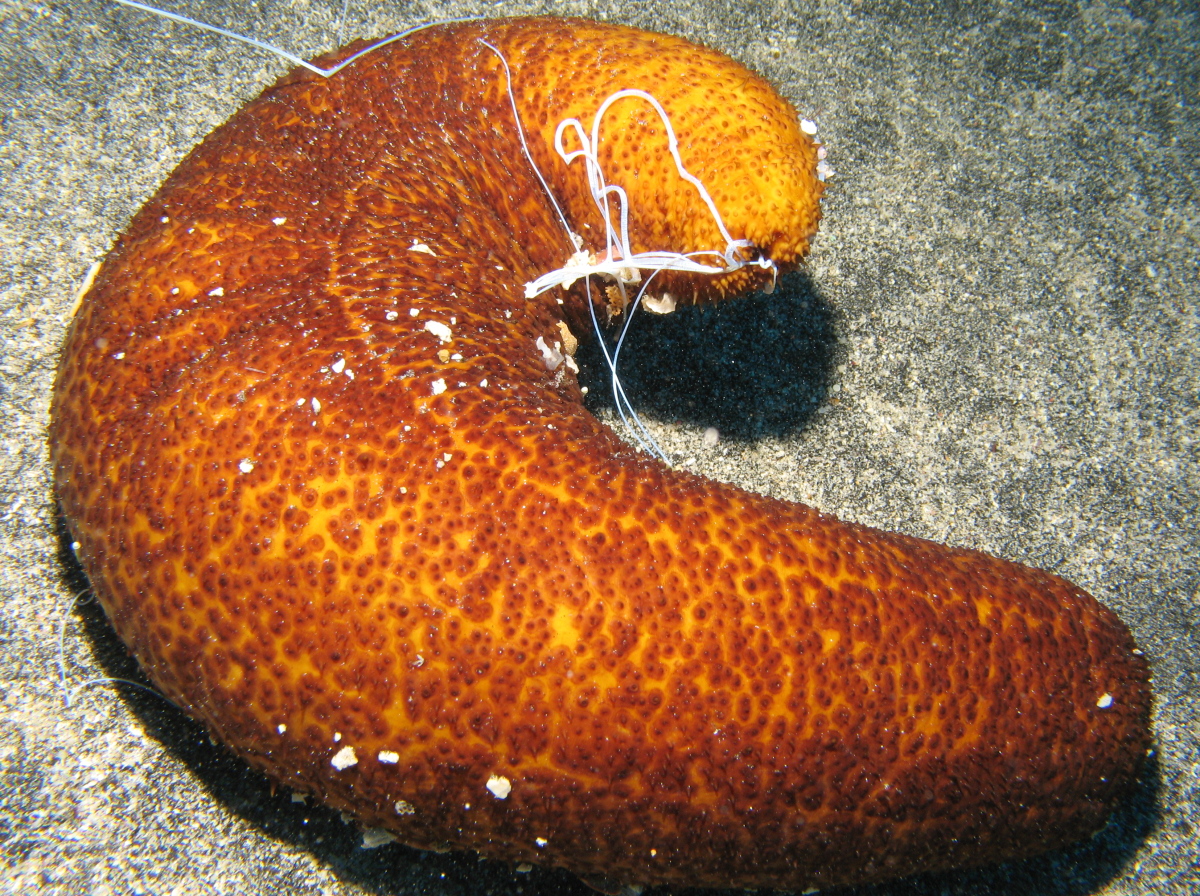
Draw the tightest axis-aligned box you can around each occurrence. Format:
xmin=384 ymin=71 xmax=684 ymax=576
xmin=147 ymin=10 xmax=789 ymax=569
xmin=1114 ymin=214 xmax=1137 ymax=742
xmin=272 ymin=216 xmax=287 ymax=225
xmin=331 ymin=358 xmax=346 ymax=374
xmin=160 ymin=216 xmax=169 ymax=223
xmin=331 ymin=746 xmax=358 ymax=770
xmin=311 ymin=397 xmax=321 ymax=414
xmin=377 ymin=750 xmax=399 ymax=764
xmin=431 ymin=378 xmax=446 ymax=396
xmin=276 ymin=723 xmax=286 ymax=734
xmin=800 ymin=118 xmax=818 ymax=135
xmin=113 ymin=352 xmax=125 ymax=360
xmin=702 ymin=427 xmax=720 ymax=448
xmin=1097 ymin=693 xmax=1114 ymax=709
xmin=386 ymin=310 xmax=399 ymax=321
xmin=239 ymin=459 xmax=255 ymax=474
xmin=409 ymin=308 xmax=420 ymax=317
xmin=535 ymin=837 xmax=548 ymax=848
xmin=480 ymin=378 xmax=488 ymax=388
xmin=395 ymin=800 xmax=416 ymax=816
xmin=410 ymin=239 xmax=436 ymax=256
xmin=208 ymin=287 xmax=225 ymax=297
xmin=486 ymin=775 xmax=512 ymax=799
xmin=333 ymin=732 xmax=342 ymax=742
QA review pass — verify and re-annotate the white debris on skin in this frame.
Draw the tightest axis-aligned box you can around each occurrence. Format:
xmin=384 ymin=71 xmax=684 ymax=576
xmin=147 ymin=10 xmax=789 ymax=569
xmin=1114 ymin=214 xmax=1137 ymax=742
xmin=409 ymin=239 xmax=436 ymax=256
xmin=395 ymin=800 xmax=416 ymax=816
xmin=1097 ymin=693 xmax=1114 ymax=708
xmin=377 ymin=750 xmax=400 ymax=764
xmin=331 ymin=746 xmax=358 ymax=770
xmin=424 ymin=320 xmax=452 ymax=343
xmin=486 ymin=775 xmax=512 ymax=799
xmin=431 ymin=378 xmax=446 ymax=396
xmin=536 ymin=336 xmax=563 ymax=370
xmin=536 ymin=336 xmax=579 ymax=374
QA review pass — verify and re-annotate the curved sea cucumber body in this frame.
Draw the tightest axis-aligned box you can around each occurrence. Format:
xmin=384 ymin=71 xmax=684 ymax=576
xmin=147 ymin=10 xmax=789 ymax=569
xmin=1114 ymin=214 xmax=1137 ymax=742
xmin=50 ymin=17 xmax=1149 ymax=892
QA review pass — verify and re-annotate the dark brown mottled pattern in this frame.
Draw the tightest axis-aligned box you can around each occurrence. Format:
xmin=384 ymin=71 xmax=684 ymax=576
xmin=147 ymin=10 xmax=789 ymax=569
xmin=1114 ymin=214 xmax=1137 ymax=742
xmin=50 ymin=17 xmax=1150 ymax=892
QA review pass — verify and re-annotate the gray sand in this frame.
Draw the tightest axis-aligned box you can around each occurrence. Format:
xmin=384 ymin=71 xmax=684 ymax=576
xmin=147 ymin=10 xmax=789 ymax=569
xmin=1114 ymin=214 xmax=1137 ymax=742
xmin=1 ymin=0 xmax=1196 ymax=894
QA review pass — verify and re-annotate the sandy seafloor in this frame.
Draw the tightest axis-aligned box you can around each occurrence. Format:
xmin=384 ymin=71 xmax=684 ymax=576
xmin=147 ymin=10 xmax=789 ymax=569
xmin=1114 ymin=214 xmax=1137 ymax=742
xmin=1 ymin=0 xmax=1196 ymax=893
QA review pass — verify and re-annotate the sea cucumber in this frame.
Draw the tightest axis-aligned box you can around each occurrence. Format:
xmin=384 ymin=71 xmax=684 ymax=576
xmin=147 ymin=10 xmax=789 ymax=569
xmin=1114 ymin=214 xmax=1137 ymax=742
xmin=49 ymin=16 xmax=1151 ymax=892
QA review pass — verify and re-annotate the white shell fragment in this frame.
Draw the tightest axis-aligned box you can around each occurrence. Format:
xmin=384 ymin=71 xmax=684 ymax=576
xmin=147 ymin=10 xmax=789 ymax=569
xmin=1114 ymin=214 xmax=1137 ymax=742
xmin=424 ymin=320 xmax=453 ymax=343
xmin=361 ymin=828 xmax=398 ymax=849
xmin=486 ymin=775 xmax=512 ymax=799
xmin=641 ymin=292 xmax=677 ymax=314
xmin=330 ymin=746 xmax=358 ymax=770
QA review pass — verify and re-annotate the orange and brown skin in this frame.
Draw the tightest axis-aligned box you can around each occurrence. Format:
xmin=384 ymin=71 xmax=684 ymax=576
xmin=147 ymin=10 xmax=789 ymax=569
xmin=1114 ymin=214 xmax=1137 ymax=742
xmin=50 ymin=17 xmax=1150 ymax=892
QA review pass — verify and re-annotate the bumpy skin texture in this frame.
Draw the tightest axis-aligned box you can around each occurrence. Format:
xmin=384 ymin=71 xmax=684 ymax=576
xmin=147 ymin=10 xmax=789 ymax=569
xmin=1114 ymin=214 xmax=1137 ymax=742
xmin=51 ymin=17 xmax=1150 ymax=892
